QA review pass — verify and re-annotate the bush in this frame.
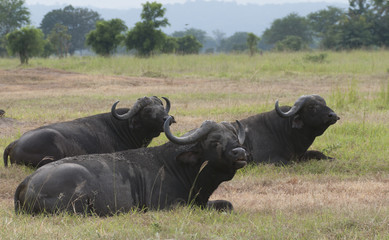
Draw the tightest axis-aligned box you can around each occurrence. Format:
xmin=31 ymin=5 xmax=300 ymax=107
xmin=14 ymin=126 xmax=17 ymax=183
xmin=304 ymin=53 xmax=328 ymax=63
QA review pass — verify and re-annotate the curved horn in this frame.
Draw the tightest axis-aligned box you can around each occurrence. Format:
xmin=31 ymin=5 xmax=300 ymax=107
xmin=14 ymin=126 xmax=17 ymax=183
xmin=161 ymin=97 xmax=171 ymax=113
xmin=235 ymin=120 xmax=246 ymax=145
xmin=111 ymin=97 xmax=151 ymax=120
xmin=164 ymin=116 xmax=215 ymax=145
xmin=275 ymin=95 xmax=309 ymax=118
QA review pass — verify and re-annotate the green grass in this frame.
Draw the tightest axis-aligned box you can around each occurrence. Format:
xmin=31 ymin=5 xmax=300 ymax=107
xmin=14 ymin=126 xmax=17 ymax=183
xmin=2 ymin=50 xmax=389 ymax=79
xmin=1 ymin=205 xmax=389 ymax=239
xmin=1 ymin=51 xmax=389 ymax=239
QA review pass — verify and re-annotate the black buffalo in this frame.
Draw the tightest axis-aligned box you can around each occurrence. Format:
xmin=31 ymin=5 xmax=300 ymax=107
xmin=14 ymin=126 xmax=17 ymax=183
xmin=14 ymin=116 xmax=247 ymax=215
xmin=3 ymin=96 xmax=173 ymax=168
xmin=234 ymin=94 xmax=340 ymax=165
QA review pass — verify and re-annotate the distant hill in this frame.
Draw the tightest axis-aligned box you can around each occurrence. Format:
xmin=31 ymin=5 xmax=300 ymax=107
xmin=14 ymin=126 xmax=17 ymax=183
xmin=27 ymin=1 xmax=348 ymax=38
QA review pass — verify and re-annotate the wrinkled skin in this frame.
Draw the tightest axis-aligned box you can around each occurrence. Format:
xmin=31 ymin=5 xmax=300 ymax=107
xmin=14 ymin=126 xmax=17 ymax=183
xmin=4 ymin=96 xmax=173 ymax=168
xmin=14 ymin=120 xmax=247 ymax=216
xmin=233 ymin=95 xmax=340 ymax=165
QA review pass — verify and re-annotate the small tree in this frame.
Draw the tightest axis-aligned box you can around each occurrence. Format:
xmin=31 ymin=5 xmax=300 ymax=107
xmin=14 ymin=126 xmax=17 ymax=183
xmin=47 ymin=23 xmax=71 ymax=58
xmin=125 ymin=1 xmax=169 ymax=56
xmin=219 ymin=32 xmax=248 ymax=53
xmin=161 ymin=36 xmax=178 ymax=54
xmin=274 ymin=35 xmax=305 ymax=51
xmin=176 ymin=35 xmax=202 ymax=54
xmin=262 ymin=13 xmax=312 ymax=47
xmin=246 ymin=33 xmax=260 ymax=56
xmin=6 ymin=26 xmax=44 ymax=64
xmin=126 ymin=21 xmax=165 ymax=56
xmin=0 ymin=0 xmax=30 ymax=55
xmin=86 ymin=19 xmax=127 ymax=56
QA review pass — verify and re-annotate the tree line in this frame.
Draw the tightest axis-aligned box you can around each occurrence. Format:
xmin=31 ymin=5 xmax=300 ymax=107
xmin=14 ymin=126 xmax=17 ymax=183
xmin=263 ymin=0 xmax=389 ymax=51
xmin=0 ymin=0 xmax=388 ymax=64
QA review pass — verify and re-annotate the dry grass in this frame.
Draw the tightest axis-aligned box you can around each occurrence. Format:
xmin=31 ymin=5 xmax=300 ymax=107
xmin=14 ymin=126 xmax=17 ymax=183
xmin=212 ymin=175 xmax=389 ymax=213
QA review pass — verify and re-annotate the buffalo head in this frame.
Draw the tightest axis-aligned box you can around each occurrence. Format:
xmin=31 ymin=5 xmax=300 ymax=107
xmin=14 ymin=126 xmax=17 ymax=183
xmin=164 ymin=116 xmax=247 ymax=180
xmin=111 ymin=96 xmax=174 ymax=134
xmin=275 ymin=94 xmax=340 ymax=136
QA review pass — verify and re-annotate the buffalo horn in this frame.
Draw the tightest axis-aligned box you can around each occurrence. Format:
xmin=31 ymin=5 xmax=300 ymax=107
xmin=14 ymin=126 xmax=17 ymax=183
xmin=164 ymin=116 xmax=215 ymax=145
xmin=162 ymin=97 xmax=171 ymax=113
xmin=275 ymin=95 xmax=309 ymax=118
xmin=111 ymin=97 xmax=152 ymax=120
xmin=235 ymin=120 xmax=246 ymax=145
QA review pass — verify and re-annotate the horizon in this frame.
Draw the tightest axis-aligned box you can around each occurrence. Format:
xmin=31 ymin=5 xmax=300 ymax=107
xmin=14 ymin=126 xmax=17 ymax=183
xmin=26 ymin=0 xmax=350 ymax=10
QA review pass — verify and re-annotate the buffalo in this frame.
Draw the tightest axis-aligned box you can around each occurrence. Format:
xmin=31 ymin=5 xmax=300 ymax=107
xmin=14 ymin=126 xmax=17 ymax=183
xmin=4 ymin=96 xmax=173 ymax=168
xmin=14 ymin=116 xmax=247 ymax=215
xmin=234 ymin=94 xmax=339 ymax=165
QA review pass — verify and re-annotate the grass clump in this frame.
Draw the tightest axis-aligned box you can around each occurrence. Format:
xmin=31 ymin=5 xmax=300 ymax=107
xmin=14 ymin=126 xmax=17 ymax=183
xmin=304 ymin=53 xmax=328 ymax=63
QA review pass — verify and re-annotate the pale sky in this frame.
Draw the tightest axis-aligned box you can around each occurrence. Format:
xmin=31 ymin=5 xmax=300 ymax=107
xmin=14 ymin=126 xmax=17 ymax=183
xmin=26 ymin=0 xmax=350 ymax=9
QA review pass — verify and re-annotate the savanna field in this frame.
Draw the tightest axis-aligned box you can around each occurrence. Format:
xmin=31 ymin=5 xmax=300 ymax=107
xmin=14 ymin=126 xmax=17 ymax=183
xmin=0 ymin=51 xmax=388 ymax=239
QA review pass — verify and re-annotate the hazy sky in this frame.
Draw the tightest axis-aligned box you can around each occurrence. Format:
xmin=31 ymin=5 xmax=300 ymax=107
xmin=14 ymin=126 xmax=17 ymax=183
xmin=26 ymin=0 xmax=350 ymax=9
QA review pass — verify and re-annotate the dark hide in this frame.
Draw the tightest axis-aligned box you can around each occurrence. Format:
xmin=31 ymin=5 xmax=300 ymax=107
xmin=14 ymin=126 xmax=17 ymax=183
xmin=233 ymin=95 xmax=340 ymax=165
xmin=14 ymin=120 xmax=247 ymax=216
xmin=4 ymin=96 xmax=172 ymax=168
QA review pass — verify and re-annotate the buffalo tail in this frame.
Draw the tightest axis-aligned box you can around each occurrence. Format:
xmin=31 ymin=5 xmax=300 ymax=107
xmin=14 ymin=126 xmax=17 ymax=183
xmin=3 ymin=140 xmax=17 ymax=167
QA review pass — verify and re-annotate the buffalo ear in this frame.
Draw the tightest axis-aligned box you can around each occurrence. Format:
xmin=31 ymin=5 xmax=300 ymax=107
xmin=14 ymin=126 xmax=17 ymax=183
xmin=176 ymin=151 xmax=201 ymax=166
xmin=292 ymin=115 xmax=304 ymax=129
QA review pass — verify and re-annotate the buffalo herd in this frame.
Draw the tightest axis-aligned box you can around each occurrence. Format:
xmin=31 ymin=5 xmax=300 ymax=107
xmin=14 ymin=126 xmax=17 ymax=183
xmin=4 ymin=94 xmax=339 ymax=215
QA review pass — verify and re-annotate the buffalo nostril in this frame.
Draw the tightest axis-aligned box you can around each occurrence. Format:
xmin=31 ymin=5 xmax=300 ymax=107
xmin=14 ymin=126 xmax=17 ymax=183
xmin=232 ymin=148 xmax=246 ymax=157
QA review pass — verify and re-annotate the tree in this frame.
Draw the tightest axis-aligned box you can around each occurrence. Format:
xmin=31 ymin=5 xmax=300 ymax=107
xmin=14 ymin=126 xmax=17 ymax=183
xmin=141 ymin=1 xmax=169 ymax=28
xmin=329 ymin=0 xmax=376 ymax=49
xmin=40 ymin=5 xmax=101 ymax=54
xmin=126 ymin=21 xmax=166 ymax=56
xmin=0 ymin=0 xmax=30 ymax=55
xmin=336 ymin=14 xmax=374 ymax=49
xmin=262 ymin=13 xmax=312 ymax=46
xmin=47 ymin=23 xmax=71 ymax=58
xmin=369 ymin=0 xmax=389 ymax=46
xmin=219 ymin=32 xmax=248 ymax=53
xmin=125 ymin=1 xmax=169 ymax=56
xmin=161 ymin=36 xmax=178 ymax=54
xmin=172 ymin=28 xmax=207 ymax=45
xmin=176 ymin=35 xmax=202 ymax=54
xmin=246 ymin=33 xmax=260 ymax=56
xmin=308 ymin=7 xmax=345 ymax=49
xmin=86 ymin=19 xmax=127 ymax=56
xmin=6 ymin=26 xmax=44 ymax=64
xmin=274 ymin=35 xmax=305 ymax=51
xmin=171 ymin=28 xmax=214 ymax=53
xmin=212 ymin=29 xmax=226 ymax=51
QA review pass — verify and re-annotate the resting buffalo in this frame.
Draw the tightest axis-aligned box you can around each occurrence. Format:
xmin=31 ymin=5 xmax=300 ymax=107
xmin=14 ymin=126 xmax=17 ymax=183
xmin=233 ymin=94 xmax=339 ymax=165
xmin=4 ymin=96 xmax=173 ymax=168
xmin=14 ymin=116 xmax=247 ymax=215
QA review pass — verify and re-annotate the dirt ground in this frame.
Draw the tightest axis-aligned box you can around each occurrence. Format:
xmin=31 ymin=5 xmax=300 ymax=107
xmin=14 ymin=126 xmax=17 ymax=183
xmin=1 ymin=67 xmax=388 ymax=214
